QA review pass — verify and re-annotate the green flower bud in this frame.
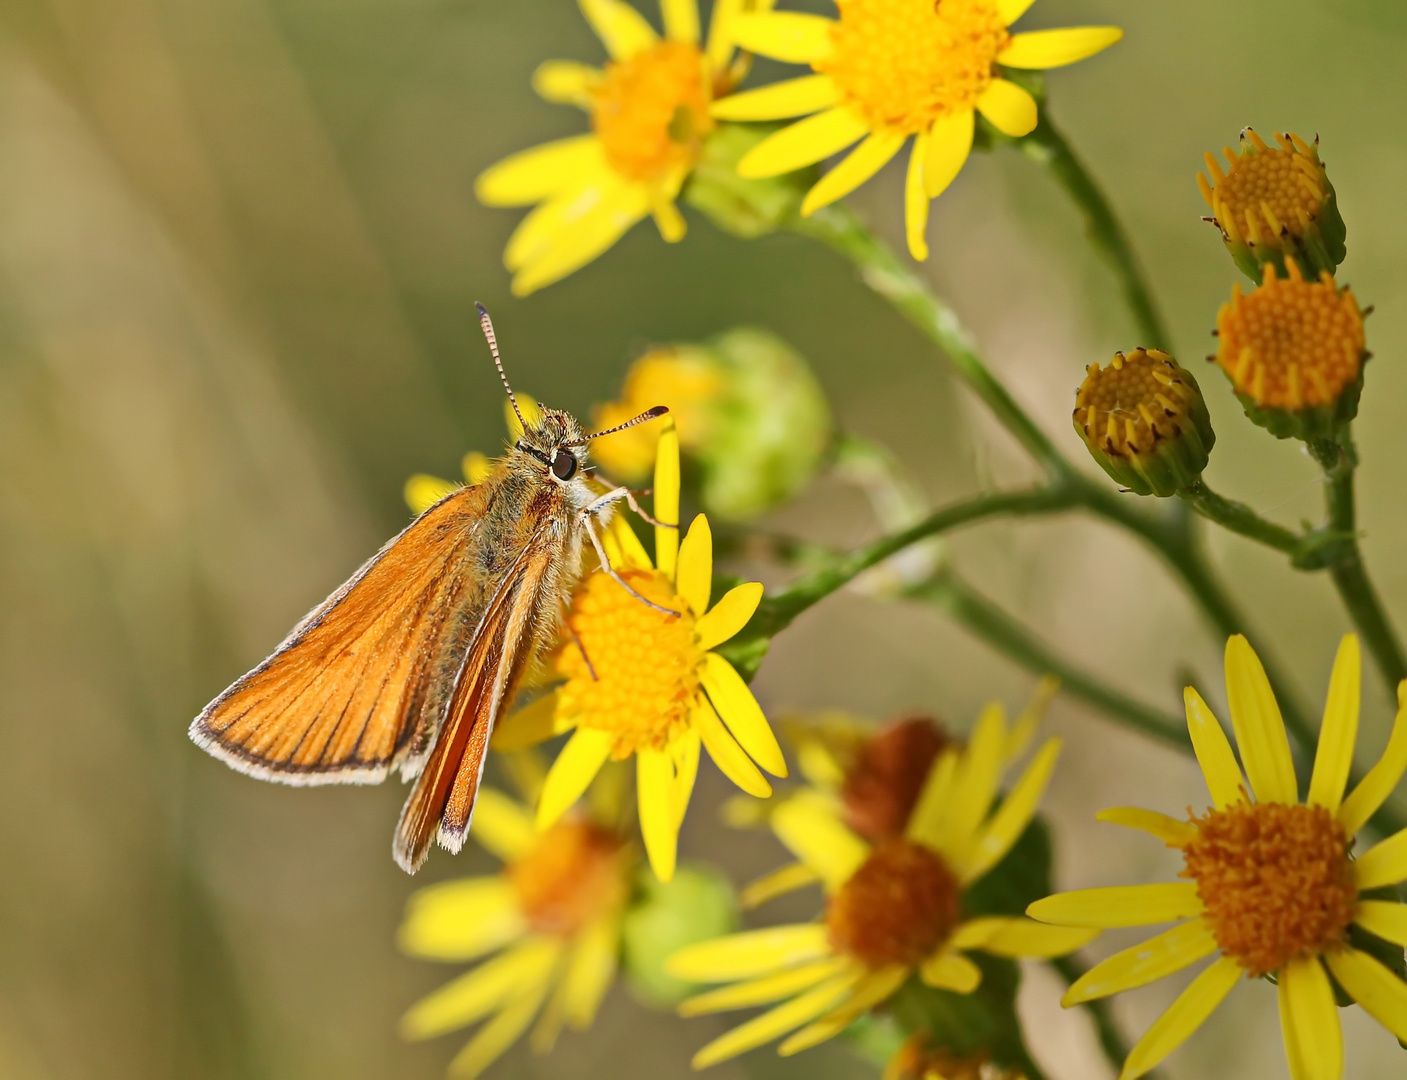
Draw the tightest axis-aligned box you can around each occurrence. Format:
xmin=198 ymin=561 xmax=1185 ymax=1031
xmin=683 ymin=123 xmax=809 ymax=239
xmin=1074 ymin=349 xmax=1215 ymax=497
xmin=620 ymin=863 xmax=737 ymax=1007
xmin=1199 ymin=128 xmax=1346 ymax=282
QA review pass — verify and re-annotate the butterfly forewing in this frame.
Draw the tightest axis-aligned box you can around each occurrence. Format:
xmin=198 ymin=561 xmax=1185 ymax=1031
xmin=190 ymin=484 xmax=493 ymax=784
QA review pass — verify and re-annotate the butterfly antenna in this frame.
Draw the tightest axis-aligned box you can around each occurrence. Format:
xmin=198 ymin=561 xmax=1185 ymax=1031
xmin=475 ymin=302 xmax=528 ymax=431
xmin=570 ymin=405 xmax=670 ymax=446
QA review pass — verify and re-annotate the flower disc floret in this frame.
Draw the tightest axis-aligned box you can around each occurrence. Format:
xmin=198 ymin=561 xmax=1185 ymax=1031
xmin=509 ymin=819 xmax=628 ymax=936
xmin=591 ymin=40 xmax=714 ymax=181
xmin=816 ymin=0 xmax=1008 ymax=133
xmin=556 ymin=568 xmax=699 ymax=756
xmin=1180 ymin=801 xmax=1356 ymax=978
xmin=827 ymin=839 xmax=962 ymax=966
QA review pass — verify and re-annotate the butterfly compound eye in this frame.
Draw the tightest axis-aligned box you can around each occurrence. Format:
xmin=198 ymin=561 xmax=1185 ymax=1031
xmin=551 ymin=448 xmax=578 ymax=481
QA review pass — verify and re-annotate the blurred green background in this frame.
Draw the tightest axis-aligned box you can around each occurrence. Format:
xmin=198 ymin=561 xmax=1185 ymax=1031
xmin=2 ymin=0 xmax=1406 ymax=1077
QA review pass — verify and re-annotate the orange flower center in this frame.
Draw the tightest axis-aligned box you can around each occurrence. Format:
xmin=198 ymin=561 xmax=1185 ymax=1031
xmin=1204 ymin=130 xmax=1325 ymax=246
xmin=1215 ymin=261 xmax=1365 ymax=410
xmin=556 ymin=568 xmax=700 ymax=756
xmin=1074 ymin=348 xmax=1199 ymax=459
xmin=1180 ymin=801 xmax=1356 ymax=977
xmin=507 ymin=819 xmax=627 ymax=935
xmin=816 ymin=0 xmax=1009 ymax=134
xmin=840 ymin=717 xmax=954 ymax=843
xmin=590 ymin=41 xmax=714 ymax=183
xmin=827 ymin=839 xmax=962 ymax=967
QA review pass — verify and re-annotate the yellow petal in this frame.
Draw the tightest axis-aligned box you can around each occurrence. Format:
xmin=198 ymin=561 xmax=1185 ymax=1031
xmin=532 ymin=60 xmax=600 ymax=107
xmin=462 ymin=450 xmax=492 ymax=485
xmin=1117 ymin=956 xmax=1240 ymax=1080
xmin=740 ymin=861 xmax=822 ymax=909
xmin=690 ymin=972 xmax=859 ymax=1069
xmin=919 ymin=951 xmax=982 ymax=993
xmin=1062 ymin=919 xmax=1217 ymax=1005
xmin=666 ymin=923 xmax=832 ymax=981
xmin=711 ymin=74 xmax=840 ymax=121
xmin=1095 ymin=806 xmax=1196 ymax=847
xmin=997 ymin=26 xmax=1124 ymax=69
xmin=398 ymin=877 xmax=528 ymax=961
xmin=975 ymin=79 xmax=1037 ymax=138
xmin=799 ymin=130 xmax=907 ymax=217
xmin=941 ymin=702 xmax=1007 ymax=862
xmin=1353 ymin=899 xmax=1407 ymax=946
xmin=779 ymin=964 xmax=908 ymax=1055
xmin=654 ymin=417 xmax=680 ymax=578
xmin=1027 ymin=883 xmax=1204 ymax=928
xmin=405 ymin=473 xmax=461 ymax=516
xmin=650 ymin=195 xmax=687 ymax=243
xmin=512 ymin=182 xmax=650 ymax=296
xmin=1308 ymin=635 xmax=1361 ymax=813
xmin=952 ymin=916 xmax=1099 ymax=959
xmin=904 ymin=130 xmax=930 ymax=261
xmin=560 ymin=913 xmax=619 ymax=1028
xmin=695 ymin=581 xmax=763 ymax=651
xmin=960 ymin=737 xmax=1061 ymax=884
xmin=1184 ymin=686 xmax=1247 ymax=809
xmin=1277 ymin=957 xmax=1341 ymax=1080
xmin=701 ymin=652 xmax=787 ymax=776
xmin=491 ymin=691 xmax=567 ymax=753
xmin=476 ymin=135 xmax=604 ymax=206
xmin=996 ymin=0 xmax=1037 ymax=25
xmin=679 ymin=957 xmax=850 ymax=1015
xmin=1224 ymin=634 xmax=1299 ymax=804
xmin=770 ymin=790 xmax=869 ymax=890
xmin=728 ymin=11 xmax=834 ymax=63
xmin=503 ymin=181 xmax=606 ymax=271
xmin=447 ymin=967 xmax=557 ymax=1080
xmin=604 ymin=510 xmax=652 ymax=571
xmin=638 ymin=748 xmax=679 ymax=881
xmin=1339 ymin=681 xmax=1407 ymax=835
xmin=1354 ymin=826 xmax=1407 ymax=890
xmin=468 ymin=787 xmax=537 ymax=861
xmin=400 ymin=937 xmax=559 ymax=1039
xmin=671 ymin=728 xmax=701 ymax=829
xmin=696 ymin=698 xmax=772 ymax=798
xmin=923 ymin=108 xmax=975 ymax=198
xmin=660 ymin=0 xmax=699 ymax=42
xmin=905 ymin=747 xmax=960 ymax=850
xmin=737 ymin=107 xmax=869 ymax=179
xmin=1322 ymin=946 xmax=1407 ymax=1042
xmin=536 ymin=727 xmax=613 ymax=828
xmin=705 ymin=0 xmax=744 ymax=68
xmin=675 ymin=514 xmax=712 ymax=615
xmin=579 ymin=0 xmax=658 ymax=59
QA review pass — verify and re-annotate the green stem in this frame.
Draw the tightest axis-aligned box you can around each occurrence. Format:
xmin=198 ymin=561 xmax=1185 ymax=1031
xmin=1177 ymin=479 xmax=1302 ymax=556
xmin=907 ymin=569 xmax=1189 ymax=751
xmin=1312 ymin=431 xmax=1407 ymax=696
xmin=1050 ymin=956 xmax=1152 ymax=1080
xmin=1021 ymin=114 xmax=1170 ymax=352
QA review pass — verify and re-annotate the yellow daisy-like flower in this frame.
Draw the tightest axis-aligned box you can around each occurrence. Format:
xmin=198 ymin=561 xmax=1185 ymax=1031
xmin=1029 ymin=634 xmax=1407 ymax=1080
xmin=475 ymin=0 xmax=764 ymax=295
xmin=666 ymin=701 xmax=1094 ymax=1068
xmin=715 ymin=0 xmax=1122 ymax=259
xmin=399 ymin=783 xmax=633 ymax=1078
xmin=493 ymin=421 xmax=785 ymax=882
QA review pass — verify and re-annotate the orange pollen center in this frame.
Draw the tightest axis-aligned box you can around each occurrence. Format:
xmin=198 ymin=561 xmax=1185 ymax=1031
xmin=827 ymin=839 xmax=962 ymax=967
xmin=1215 ymin=261 xmax=1365 ymax=410
xmin=1180 ymin=801 xmax=1356 ymax=977
xmin=1203 ymin=130 xmax=1325 ymax=247
xmin=841 ymin=717 xmax=954 ymax=843
xmin=556 ymin=568 xmax=699 ymax=756
xmin=1074 ymin=348 xmax=1198 ymax=459
xmin=507 ymin=820 xmax=626 ymax=936
xmin=816 ymin=0 xmax=1009 ymax=134
xmin=590 ymin=41 xmax=713 ymax=182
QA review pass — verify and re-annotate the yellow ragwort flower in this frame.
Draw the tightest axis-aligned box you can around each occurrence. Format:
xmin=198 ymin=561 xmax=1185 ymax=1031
xmin=714 ymin=0 xmax=1121 ymax=259
xmin=475 ymin=0 xmax=762 ymax=295
xmin=666 ymin=699 xmax=1094 ymax=1069
xmin=398 ymin=784 xmax=633 ymax=1078
xmin=492 ymin=421 xmax=785 ymax=882
xmin=1029 ymin=635 xmax=1407 ymax=1080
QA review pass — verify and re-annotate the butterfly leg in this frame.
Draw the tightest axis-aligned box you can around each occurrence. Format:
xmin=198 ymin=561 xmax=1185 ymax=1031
xmin=622 ymin=487 xmax=676 ymax=530
xmin=561 ymin=601 xmax=599 ymax=681
xmin=580 ymin=511 xmax=680 ymax=619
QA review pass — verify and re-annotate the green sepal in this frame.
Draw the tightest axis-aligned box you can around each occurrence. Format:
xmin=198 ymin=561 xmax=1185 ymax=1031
xmin=683 ymin=123 xmax=812 ymax=239
xmin=1233 ymin=361 xmax=1365 ymax=443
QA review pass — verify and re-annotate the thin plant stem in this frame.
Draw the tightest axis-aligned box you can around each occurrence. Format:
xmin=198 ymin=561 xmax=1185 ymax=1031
xmin=1020 ymin=114 xmax=1170 ymax=352
xmin=1177 ymin=479 xmax=1303 ymax=556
